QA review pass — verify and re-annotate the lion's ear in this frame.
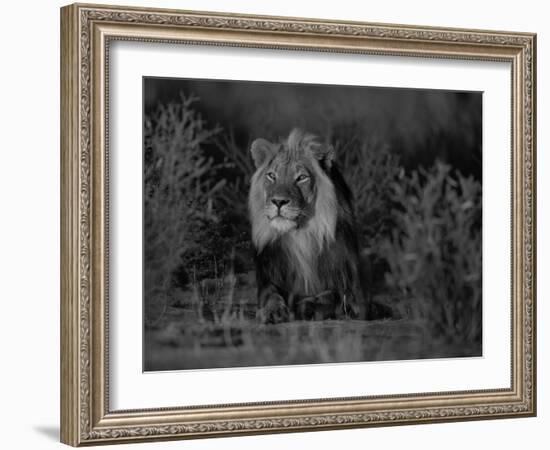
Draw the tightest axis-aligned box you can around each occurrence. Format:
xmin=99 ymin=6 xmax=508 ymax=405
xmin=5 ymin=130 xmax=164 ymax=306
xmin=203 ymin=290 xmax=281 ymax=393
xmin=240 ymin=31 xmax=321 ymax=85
xmin=312 ymin=143 xmax=335 ymax=170
xmin=250 ymin=138 xmax=276 ymax=168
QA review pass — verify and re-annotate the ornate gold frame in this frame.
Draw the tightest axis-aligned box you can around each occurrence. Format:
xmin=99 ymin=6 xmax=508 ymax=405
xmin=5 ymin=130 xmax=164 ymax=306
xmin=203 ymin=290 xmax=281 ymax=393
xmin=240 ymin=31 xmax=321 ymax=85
xmin=60 ymin=3 xmax=537 ymax=446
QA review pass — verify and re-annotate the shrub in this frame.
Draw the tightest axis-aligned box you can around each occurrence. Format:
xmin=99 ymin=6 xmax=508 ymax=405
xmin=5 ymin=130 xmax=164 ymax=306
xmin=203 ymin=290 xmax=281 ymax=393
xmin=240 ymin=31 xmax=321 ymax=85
xmin=334 ymin=134 xmax=402 ymax=296
xmin=175 ymin=211 xmax=254 ymax=285
xmin=143 ymin=95 xmax=223 ymax=326
xmin=382 ymin=161 xmax=482 ymax=347
xmin=335 ymin=135 xmax=401 ymax=245
xmin=213 ymin=129 xmax=256 ymax=220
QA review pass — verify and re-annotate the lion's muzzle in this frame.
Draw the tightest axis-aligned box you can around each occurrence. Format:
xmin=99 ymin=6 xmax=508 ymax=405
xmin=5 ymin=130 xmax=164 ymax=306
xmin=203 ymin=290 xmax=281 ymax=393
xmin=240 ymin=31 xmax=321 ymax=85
xmin=266 ymin=196 xmax=300 ymax=232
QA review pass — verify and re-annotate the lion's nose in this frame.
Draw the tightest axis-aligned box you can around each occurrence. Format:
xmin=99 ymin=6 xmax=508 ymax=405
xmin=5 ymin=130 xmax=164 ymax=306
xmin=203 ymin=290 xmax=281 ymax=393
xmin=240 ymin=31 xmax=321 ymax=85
xmin=271 ymin=197 xmax=290 ymax=209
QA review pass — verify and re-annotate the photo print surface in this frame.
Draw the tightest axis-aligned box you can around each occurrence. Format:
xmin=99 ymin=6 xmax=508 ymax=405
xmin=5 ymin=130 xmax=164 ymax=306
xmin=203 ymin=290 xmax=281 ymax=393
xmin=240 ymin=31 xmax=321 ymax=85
xmin=143 ymin=77 xmax=482 ymax=371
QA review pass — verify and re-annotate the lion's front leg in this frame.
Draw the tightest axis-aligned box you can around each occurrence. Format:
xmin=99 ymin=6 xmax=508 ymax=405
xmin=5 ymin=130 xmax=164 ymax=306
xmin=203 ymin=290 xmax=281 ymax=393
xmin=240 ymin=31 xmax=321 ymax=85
xmin=256 ymin=286 xmax=289 ymax=324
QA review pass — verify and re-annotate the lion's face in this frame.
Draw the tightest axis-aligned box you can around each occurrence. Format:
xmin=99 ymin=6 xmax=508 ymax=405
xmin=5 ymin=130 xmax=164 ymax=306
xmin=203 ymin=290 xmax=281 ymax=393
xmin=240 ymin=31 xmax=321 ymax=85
xmin=261 ymin=152 xmax=316 ymax=232
xmin=249 ymin=129 xmax=338 ymax=251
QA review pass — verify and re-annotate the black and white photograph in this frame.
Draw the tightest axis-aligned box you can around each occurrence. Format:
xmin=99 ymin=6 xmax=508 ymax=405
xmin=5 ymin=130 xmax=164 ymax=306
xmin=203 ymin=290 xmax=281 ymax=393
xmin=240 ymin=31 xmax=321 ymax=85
xmin=143 ymin=77 xmax=483 ymax=371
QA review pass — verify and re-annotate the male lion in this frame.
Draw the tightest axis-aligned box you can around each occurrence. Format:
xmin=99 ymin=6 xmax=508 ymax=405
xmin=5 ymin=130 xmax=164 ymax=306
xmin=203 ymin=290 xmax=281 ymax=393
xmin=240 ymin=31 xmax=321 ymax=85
xmin=249 ymin=128 xmax=367 ymax=324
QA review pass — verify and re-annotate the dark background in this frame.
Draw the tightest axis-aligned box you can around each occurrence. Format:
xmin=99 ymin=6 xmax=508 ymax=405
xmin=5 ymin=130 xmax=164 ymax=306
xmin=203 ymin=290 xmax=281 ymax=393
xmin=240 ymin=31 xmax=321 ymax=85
xmin=145 ymin=78 xmax=482 ymax=179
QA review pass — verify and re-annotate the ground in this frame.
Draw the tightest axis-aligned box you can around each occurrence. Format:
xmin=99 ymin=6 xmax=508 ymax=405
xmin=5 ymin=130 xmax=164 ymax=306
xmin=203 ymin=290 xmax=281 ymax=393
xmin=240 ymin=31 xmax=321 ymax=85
xmin=143 ymin=272 xmax=479 ymax=371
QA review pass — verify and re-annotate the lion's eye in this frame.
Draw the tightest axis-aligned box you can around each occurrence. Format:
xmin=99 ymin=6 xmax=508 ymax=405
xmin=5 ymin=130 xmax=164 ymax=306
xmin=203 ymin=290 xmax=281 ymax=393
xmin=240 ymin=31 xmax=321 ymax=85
xmin=266 ymin=172 xmax=276 ymax=182
xmin=296 ymin=174 xmax=309 ymax=183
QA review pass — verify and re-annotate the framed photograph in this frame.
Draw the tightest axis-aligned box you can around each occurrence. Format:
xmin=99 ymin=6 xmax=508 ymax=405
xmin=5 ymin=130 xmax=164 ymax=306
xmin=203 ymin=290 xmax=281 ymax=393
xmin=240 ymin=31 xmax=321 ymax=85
xmin=60 ymin=3 xmax=537 ymax=446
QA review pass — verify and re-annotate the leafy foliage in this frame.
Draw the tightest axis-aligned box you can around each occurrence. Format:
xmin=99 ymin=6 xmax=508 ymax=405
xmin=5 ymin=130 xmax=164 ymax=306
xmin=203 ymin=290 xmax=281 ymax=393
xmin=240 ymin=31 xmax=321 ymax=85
xmin=382 ymin=162 xmax=482 ymax=346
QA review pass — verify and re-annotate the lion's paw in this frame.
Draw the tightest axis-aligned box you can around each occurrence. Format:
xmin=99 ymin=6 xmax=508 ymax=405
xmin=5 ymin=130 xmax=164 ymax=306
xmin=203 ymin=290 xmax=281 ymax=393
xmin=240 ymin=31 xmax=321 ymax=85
xmin=257 ymin=294 xmax=289 ymax=324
